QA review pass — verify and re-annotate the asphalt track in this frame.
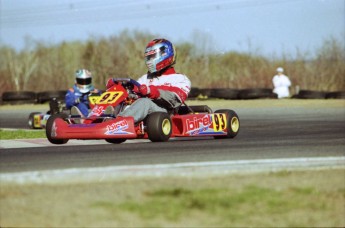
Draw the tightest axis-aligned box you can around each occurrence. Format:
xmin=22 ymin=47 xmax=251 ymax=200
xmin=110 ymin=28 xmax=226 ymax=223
xmin=0 ymin=103 xmax=345 ymax=175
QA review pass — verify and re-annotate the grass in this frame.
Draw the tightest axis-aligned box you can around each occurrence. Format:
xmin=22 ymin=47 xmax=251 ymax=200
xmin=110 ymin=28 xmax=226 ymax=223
xmin=0 ymin=129 xmax=45 ymax=139
xmin=1 ymin=169 xmax=344 ymax=227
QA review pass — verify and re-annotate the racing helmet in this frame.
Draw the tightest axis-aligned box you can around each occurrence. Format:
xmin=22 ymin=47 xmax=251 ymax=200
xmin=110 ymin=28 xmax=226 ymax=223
xmin=75 ymin=69 xmax=93 ymax=93
xmin=276 ymin=67 xmax=284 ymax=73
xmin=144 ymin=38 xmax=176 ymax=73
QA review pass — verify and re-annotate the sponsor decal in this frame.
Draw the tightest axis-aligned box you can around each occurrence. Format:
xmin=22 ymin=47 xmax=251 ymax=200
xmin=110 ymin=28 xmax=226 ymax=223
xmin=186 ymin=114 xmax=227 ymax=135
xmin=212 ymin=113 xmax=227 ymax=132
xmin=89 ymin=105 xmax=104 ymax=116
xmin=97 ymin=91 xmax=123 ymax=104
xmin=105 ymin=119 xmax=132 ymax=135
xmin=51 ymin=122 xmax=57 ymax=137
xmin=34 ymin=115 xmax=41 ymax=128
xmin=88 ymin=95 xmax=100 ymax=105
xmin=186 ymin=115 xmax=212 ymax=135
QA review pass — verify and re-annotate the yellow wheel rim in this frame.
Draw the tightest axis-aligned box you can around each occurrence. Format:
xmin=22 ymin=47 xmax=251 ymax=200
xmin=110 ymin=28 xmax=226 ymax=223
xmin=162 ymin=119 xmax=171 ymax=135
xmin=231 ymin=117 xmax=240 ymax=132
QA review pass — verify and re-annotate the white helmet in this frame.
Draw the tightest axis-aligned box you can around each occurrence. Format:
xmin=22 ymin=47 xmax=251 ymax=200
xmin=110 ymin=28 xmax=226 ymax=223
xmin=75 ymin=69 xmax=93 ymax=93
xmin=276 ymin=67 xmax=284 ymax=73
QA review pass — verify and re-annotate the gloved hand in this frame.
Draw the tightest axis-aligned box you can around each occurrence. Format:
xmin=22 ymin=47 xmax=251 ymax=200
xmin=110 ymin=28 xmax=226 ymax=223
xmin=90 ymin=89 xmax=100 ymax=94
xmin=138 ymin=84 xmax=160 ymax=99
xmin=106 ymin=78 xmax=115 ymax=89
xmin=75 ymin=93 xmax=88 ymax=104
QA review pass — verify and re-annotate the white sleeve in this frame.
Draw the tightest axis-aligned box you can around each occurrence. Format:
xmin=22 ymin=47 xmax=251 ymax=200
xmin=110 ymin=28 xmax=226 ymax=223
xmin=283 ymin=76 xmax=291 ymax=87
xmin=272 ymin=76 xmax=280 ymax=88
xmin=137 ymin=74 xmax=148 ymax=85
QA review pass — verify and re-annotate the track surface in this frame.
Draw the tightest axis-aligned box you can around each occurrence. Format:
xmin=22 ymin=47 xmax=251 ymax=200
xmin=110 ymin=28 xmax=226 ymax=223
xmin=1 ymin=104 xmax=344 ymax=173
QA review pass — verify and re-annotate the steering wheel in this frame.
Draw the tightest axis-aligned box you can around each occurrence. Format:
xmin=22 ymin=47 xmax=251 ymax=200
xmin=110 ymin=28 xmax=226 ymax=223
xmin=111 ymin=78 xmax=141 ymax=92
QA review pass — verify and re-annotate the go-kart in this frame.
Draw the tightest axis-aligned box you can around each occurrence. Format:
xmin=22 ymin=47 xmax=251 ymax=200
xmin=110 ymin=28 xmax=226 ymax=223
xmin=28 ymin=98 xmax=67 ymax=129
xmin=28 ymin=95 xmax=100 ymax=129
xmin=46 ymin=78 xmax=240 ymax=144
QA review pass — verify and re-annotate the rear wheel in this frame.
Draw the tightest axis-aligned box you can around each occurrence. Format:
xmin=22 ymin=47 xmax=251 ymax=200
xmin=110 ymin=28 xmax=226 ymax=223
xmin=28 ymin=112 xmax=42 ymax=129
xmin=46 ymin=113 xmax=69 ymax=144
xmin=146 ymin=112 xmax=172 ymax=142
xmin=214 ymin=109 xmax=240 ymax=139
xmin=105 ymin=138 xmax=127 ymax=144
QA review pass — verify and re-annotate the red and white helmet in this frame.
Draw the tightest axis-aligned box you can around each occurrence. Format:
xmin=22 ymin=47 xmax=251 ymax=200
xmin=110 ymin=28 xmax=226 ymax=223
xmin=144 ymin=38 xmax=176 ymax=73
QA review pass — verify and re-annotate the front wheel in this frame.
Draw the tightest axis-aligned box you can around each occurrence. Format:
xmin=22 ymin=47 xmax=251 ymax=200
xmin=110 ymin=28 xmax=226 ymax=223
xmin=46 ymin=113 xmax=69 ymax=144
xmin=214 ymin=109 xmax=240 ymax=139
xmin=146 ymin=112 xmax=172 ymax=142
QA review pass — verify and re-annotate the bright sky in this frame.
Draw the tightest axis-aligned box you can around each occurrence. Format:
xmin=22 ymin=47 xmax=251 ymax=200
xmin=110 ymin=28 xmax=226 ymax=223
xmin=1 ymin=0 xmax=344 ymax=58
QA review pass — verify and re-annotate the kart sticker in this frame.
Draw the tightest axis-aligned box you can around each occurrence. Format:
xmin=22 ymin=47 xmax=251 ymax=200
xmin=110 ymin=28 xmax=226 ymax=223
xmin=105 ymin=119 xmax=133 ymax=135
xmin=51 ymin=122 xmax=57 ymax=137
xmin=97 ymin=91 xmax=123 ymax=105
xmin=212 ymin=113 xmax=227 ymax=132
xmin=34 ymin=115 xmax=41 ymax=128
xmin=88 ymin=95 xmax=101 ymax=105
xmin=186 ymin=114 xmax=227 ymax=135
xmin=186 ymin=115 xmax=212 ymax=135
xmin=89 ymin=105 xmax=105 ymax=117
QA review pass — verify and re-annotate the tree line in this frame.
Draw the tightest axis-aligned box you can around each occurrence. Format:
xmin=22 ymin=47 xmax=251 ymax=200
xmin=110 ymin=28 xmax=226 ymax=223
xmin=1 ymin=30 xmax=344 ymax=93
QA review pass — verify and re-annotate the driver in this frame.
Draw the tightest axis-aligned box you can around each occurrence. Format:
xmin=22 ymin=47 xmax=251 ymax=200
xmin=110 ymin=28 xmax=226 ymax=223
xmin=106 ymin=38 xmax=191 ymax=123
xmin=66 ymin=69 xmax=101 ymax=117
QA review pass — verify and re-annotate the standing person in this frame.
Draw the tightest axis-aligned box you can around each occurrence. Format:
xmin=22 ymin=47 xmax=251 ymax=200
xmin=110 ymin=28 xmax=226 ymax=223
xmin=272 ymin=67 xmax=291 ymax=98
xmin=106 ymin=38 xmax=191 ymax=123
xmin=66 ymin=69 xmax=101 ymax=117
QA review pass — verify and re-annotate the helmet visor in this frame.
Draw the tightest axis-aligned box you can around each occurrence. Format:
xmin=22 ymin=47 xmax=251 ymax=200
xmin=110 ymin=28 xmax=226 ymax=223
xmin=76 ymin=77 xmax=92 ymax=85
xmin=145 ymin=45 xmax=167 ymax=61
xmin=145 ymin=50 xmax=157 ymax=61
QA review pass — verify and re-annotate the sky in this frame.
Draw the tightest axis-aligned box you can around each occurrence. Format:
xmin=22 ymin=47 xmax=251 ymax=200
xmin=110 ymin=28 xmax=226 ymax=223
xmin=0 ymin=0 xmax=344 ymax=58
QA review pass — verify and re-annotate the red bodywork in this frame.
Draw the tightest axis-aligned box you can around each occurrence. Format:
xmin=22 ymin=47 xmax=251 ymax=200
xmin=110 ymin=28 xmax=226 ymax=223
xmin=49 ymin=79 xmax=229 ymax=141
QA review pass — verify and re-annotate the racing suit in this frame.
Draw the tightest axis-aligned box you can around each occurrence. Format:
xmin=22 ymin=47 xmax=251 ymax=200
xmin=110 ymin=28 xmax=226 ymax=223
xmin=118 ymin=67 xmax=191 ymax=123
xmin=65 ymin=85 xmax=100 ymax=117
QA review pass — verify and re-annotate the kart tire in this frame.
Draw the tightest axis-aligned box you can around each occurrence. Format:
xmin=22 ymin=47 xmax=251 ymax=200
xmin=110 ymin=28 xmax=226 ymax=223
xmin=214 ymin=109 xmax=240 ymax=139
xmin=209 ymin=88 xmax=240 ymax=100
xmin=238 ymin=88 xmax=275 ymax=99
xmin=2 ymin=91 xmax=37 ymax=104
xmin=198 ymin=88 xmax=212 ymax=98
xmin=28 ymin=112 xmax=42 ymax=129
xmin=46 ymin=113 xmax=69 ymax=144
xmin=105 ymin=138 xmax=127 ymax=144
xmin=37 ymin=90 xmax=66 ymax=103
xmin=325 ymin=91 xmax=345 ymax=99
xmin=188 ymin=87 xmax=201 ymax=99
xmin=295 ymin=90 xmax=326 ymax=99
xmin=146 ymin=112 xmax=172 ymax=142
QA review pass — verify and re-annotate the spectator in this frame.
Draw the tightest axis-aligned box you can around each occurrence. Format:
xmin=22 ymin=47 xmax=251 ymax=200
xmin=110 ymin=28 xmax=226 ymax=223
xmin=272 ymin=67 xmax=291 ymax=98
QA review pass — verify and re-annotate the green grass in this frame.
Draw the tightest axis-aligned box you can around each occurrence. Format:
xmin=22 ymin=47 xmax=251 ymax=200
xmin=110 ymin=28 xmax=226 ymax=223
xmin=0 ymin=129 xmax=45 ymax=139
xmin=1 ymin=169 xmax=344 ymax=227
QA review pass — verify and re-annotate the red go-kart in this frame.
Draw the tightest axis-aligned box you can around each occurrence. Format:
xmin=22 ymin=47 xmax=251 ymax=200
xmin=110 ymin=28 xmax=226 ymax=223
xmin=45 ymin=78 xmax=240 ymax=144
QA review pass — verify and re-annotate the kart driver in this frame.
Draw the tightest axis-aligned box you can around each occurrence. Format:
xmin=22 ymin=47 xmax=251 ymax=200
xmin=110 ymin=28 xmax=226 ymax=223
xmin=106 ymin=38 xmax=191 ymax=123
xmin=66 ymin=69 xmax=101 ymax=117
